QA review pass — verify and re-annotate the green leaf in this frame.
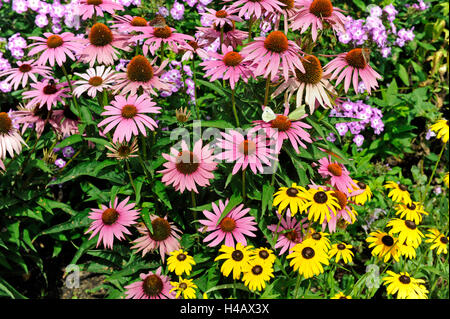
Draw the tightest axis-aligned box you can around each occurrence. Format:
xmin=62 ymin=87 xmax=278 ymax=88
xmin=47 ymin=160 xmax=119 ymax=185
xmin=56 ymin=134 xmax=83 ymax=149
xmin=261 ymin=183 xmax=275 ymax=218
xmin=141 ymin=207 xmax=153 ymax=235
xmin=398 ymin=64 xmax=410 ymax=86
xmin=152 ymin=180 xmax=172 ymax=209
xmin=0 ymin=278 xmax=27 ymax=299
xmin=216 ymin=193 xmax=243 ymax=226
xmin=34 ymin=209 xmax=90 ymax=238
xmin=204 ymin=283 xmax=251 ymax=295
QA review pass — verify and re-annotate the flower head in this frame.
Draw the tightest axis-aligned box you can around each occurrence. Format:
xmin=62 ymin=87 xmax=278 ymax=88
xmin=125 ymin=267 xmax=175 ymax=299
xmin=73 ymin=65 xmax=117 ymax=98
xmin=430 ymin=119 xmax=449 ymax=143
xmin=242 ymin=259 xmax=274 ymax=291
xmin=384 ymin=181 xmax=412 ymax=206
xmin=267 ymin=212 xmax=308 ymax=255
xmin=382 ymin=271 xmax=428 ymax=299
xmin=366 ymin=231 xmax=401 ymax=263
xmin=0 ymin=59 xmax=51 ymax=90
xmin=0 ymin=112 xmax=27 ymax=160
xmin=328 ymin=242 xmax=353 ymax=264
xmin=78 ymin=0 xmax=124 ymax=21
xmin=170 ymin=278 xmax=198 ymax=299
xmin=272 ymin=183 xmax=308 ymax=215
xmin=317 ymin=156 xmax=356 ymax=196
xmin=214 ymin=243 xmax=253 ymax=280
xmin=425 ymin=228 xmax=448 ymax=255
xmin=287 ymin=240 xmax=330 ymax=279
xmin=27 ymin=32 xmax=81 ymax=66
xmin=22 ymin=79 xmax=70 ymax=111
xmin=167 ymin=249 xmax=196 ymax=276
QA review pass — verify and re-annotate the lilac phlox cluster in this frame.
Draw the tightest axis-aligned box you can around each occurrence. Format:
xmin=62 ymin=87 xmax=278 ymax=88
xmin=7 ymin=33 xmax=27 ymax=60
xmin=406 ymin=0 xmax=430 ymax=11
xmin=159 ymin=61 xmax=196 ymax=105
xmin=171 ymin=1 xmax=185 ymax=20
xmin=395 ymin=28 xmax=415 ymax=47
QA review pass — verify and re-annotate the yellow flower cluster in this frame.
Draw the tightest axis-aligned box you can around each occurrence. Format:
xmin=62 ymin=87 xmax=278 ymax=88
xmin=167 ymin=249 xmax=198 ymax=299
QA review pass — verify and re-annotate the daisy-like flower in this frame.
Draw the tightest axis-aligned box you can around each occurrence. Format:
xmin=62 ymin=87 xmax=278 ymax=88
xmin=113 ymin=55 xmax=170 ymax=96
xmin=382 ymin=271 xmax=428 ymax=299
xmin=399 ymin=242 xmax=417 ymax=259
xmin=22 ymin=79 xmax=70 ymax=111
xmin=158 ymin=139 xmax=217 ymax=193
xmin=241 ymin=30 xmax=305 ymax=81
xmin=323 ymin=190 xmax=357 ymax=233
xmin=267 ymin=212 xmax=308 ymax=255
xmin=303 ymin=229 xmax=331 ymax=252
xmin=301 ymin=187 xmax=341 ymax=224
xmin=242 ymin=259 xmax=274 ymax=292
xmin=78 ymin=23 xmax=130 ymax=67
xmin=287 ymin=240 xmax=330 ymax=279
xmin=125 ymin=268 xmax=175 ymax=299
xmin=394 ymin=202 xmax=428 ymax=224
xmin=252 ymin=111 xmax=312 ymax=154
xmin=97 ymin=94 xmax=160 ymax=143
xmin=132 ymin=24 xmax=194 ymax=56
xmin=180 ymin=40 xmax=209 ymax=62
xmin=290 ymin=0 xmax=346 ymax=42
xmin=271 ymin=55 xmax=336 ymax=113
xmin=214 ymin=243 xmax=253 ymax=280
xmin=328 ymin=242 xmax=353 ymax=264
xmin=12 ymin=104 xmax=58 ymax=137
xmin=201 ymin=7 xmax=243 ymax=29
xmin=73 ymin=65 xmax=117 ymax=98
xmin=330 ymin=291 xmax=351 ymax=299
xmin=0 ymin=59 xmax=51 ymax=90
xmin=317 ymin=156 xmax=357 ymax=196
xmin=196 ymin=23 xmax=248 ymax=48
xmin=216 ymin=129 xmax=275 ymax=175
xmin=110 ymin=14 xmax=149 ymax=33
xmin=27 ymin=32 xmax=81 ymax=66
xmin=387 ymin=219 xmax=424 ymax=248
xmin=105 ymin=138 xmax=139 ymax=160
xmin=131 ymin=215 xmax=182 ymax=262
xmin=425 ymin=228 xmax=448 ymax=255
xmin=198 ymin=199 xmax=257 ymax=247
xmin=167 ymin=249 xmax=196 ymax=276
xmin=366 ymin=231 xmax=401 ymax=263
xmin=349 ymin=180 xmax=373 ymax=205
xmin=225 ymin=0 xmax=285 ymax=19
xmin=85 ymin=196 xmax=140 ymax=249
xmin=249 ymin=247 xmax=276 ymax=265
xmin=0 ymin=112 xmax=26 ymax=160
xmin=200 ymin=45 xmax=253 ymax=90
xmin=323 ymin=48 xmax=382 ymax=94
xmin=78 ymin=0 xmax=124 ymax=21
xmin=170 ymin=278 xmax=198 ymax=299
xmin=430 ymin=119 xmax=449 ymax=143
xmin=384 ymin=181 xmax=412 ymax=206
xmin=272 ymin=183 xmax=308 ymax=215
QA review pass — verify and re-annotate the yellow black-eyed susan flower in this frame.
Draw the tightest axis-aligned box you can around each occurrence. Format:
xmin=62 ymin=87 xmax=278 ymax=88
xmin=241 ymin=259 xmax=274 ymax=292
xmin=425 ymin=228 xmax=448 ymax=255
xmin=366 ymin=231 xmax=401 ymax=263
xmin=382 ymin=271 xmax=428 ymax=299
xmin=386 ymin=218 xmax=424 ymax=248
xmin=214 ymin=243 xmax=253 ymax=280
xmin=302 ymin=187 xmax=340 ymax=224
xmin=399 ymin=242 xmax=416 ymax=259
xmin=287 ymin=241 xmax=330 ymax=279
xmin=249 ymin=247 xmax=276 ymax=265
xmin=167 ymin=249 xmax=196 ymax=276
xmin=329 ymin=242 xmax=354 ymax=264
xmin=384 ymin=181 xmax=412 ymax=205
xmin=304 ymin=229 xmax=331 ymax=252
xmin=430 ymin=119 xmax=449 ymax=143
xmin=394 ymin=201 xmax=428 ymax=224
xmin=349 ymin=180 xmax=373 ymax=205
xmin=330 ymin=291 xmax=352 ymax=299
xmin=272 ymin=183 xmax=307 ymax=216
xmin=444 ymin=172 xmax=449 ymax=188
xmin=170 ymin=277 xmax=198 ymax=299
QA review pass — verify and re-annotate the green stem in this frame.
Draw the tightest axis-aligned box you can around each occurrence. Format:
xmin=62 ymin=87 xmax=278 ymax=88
xmin=247 ymin=17 xmax=254 ymax=43
xmin=293 ymin=273 xmax=301 ymax=299
xmin=264 ymin=76 xmax=271 ymax=106
xmin=191 ymin=190 xmax=197 ymax=208
xmin=220 ymin=27 xmax=224 ymax=52
xmin=421 ymin=144 xmax=446 ymax=204
xmin=191 ymin=58 xmax=200 ymax=120
xmin=242 ymin=169 xmax=246 ymax=201
xmin=231 ymin=88 xmax=240 ymax=127
xmin=61 ymin=64 xmax=81 ymax=117
xmin=125 ymin=160 xmax=137 ymax=194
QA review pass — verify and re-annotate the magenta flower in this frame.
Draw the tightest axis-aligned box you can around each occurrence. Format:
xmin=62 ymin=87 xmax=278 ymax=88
xmin=158 ymin=139 xmax=217 ymax=193
xmin=225 ymin=0 xmax=285 ymax=19
xmin=124 ymin=267 xmax=175 ymax=299
xmin=78 ymin=0 xmax=124 ymax=21
xmin=267 ymin=211 xmax=308 ymax=255
xmin=323 ymin=48 xmax=382 ymax=94
xmin=13 ymin=104 xmax=60 ymax=137
xmin=200 ymin=45 xmax=253 ymax=90
xmin=317 ymin=156 xmax=357 ymax=196
xmin=97 ymin=94 xmax=160 ymax=143
xmin=321 ymin=190 xmax=357 ymax=233
xmin=22 ymin=79 xmax=70 ymax=111
xmin=27 ymin=32 xmax=81 ymax=66
xmin=85 ymin=196 xmax=140 ymax=249
xmin=198 ymin=199 xmax=257 ymax=247
xmin=180 ymin=40 xmax=210 ymax=62
xmin=110 ymin=14 xmax=149 ymax=33
xmin=0 ymin=59 xmax=51 ymax=90
xmin=196 ymin=24 xmax=248 ymax=49
xmin=216 ymin=129 xmax=275 ymax=175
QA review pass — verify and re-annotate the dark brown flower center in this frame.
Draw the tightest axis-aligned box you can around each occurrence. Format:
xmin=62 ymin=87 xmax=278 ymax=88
xmin=130 ymin=16 xmax=148 ymax=26
xmin=311 ymin=232 xmax=322 ymax=240
xmin=286 ymin=187 xmax=299 ymax=197
xmin=285 ymin=230 xmax=298 ymax=242
xmin=177 ymin=253 xmax=187 ymax=261
xmin=143 ymin=274 xmax=164 ymax=297
xmin=0 ymin=112 xmax=13 ymax=134
xmin=399 ymin=275 xmax=411 ymax=284
xmin=238 ymin=139 xmax=257 ymax=156
xmin=175 ymin=151 xmax=200 ymax=175
xmin=179 ymin=282 xmax=188 ymax=290
xmin=295 ymin=55 xmax=323 ymax=84
xmin=34 ymin=106 xmax=50 ymax=120
xmin=440 ymin=236 xmax=448 ymax=244
xmin=231 ymin=250 xmax=244 ymax=261
xmin=357 ymin=181 xmax=367 ymax=189
xmin=279 ymin=0 xmax=295 ymax=10
xmin=154 ymin=26 xmax=172 ymax=39
xmin=337 ymin=243 xmax=346 ymax=250
xmin=188 ymin=40 xmax=199 ymax=50
xmin=117 ymin=145 xmax=131 ymax=157
xmin=381 ymin=235 xmax=394 ymax=247
xmin=313 ymin=191 xmax=328 ymax=204
xmin=127 ymin=55 xmax=154 ymax=82
xmin=46 ymin=35 xmax=63 ymax=48
xmin=271 ymin=115 xmax=291 ymax=132
xmin=251 ymin=265 xmax=263 ymax=275
xmin=301 ymin=247 xmax=315 ymax=259
xmin=258 ymin=250 xmax=270 ymax=259
xmin=215 ymin=10 xmax=228 ymax=18
xmin=405 ymin=220 xmax=416 ymax=230
xmin=214 ymin=22 xmax=235 ymax=33
xmin=406 ymin=203 xmax=416 ymax=210
xmin=219 ymin=217 xmax=236 ymax=232
xmin=88 ymin=76 xmax=103 ymax=87
xmin=87 ymin=0 xmax=103 ymax=5
xmin=43 ymin=84 xmax=58 ymax=95
xmin=345 ymin=48 xmax=369 ymax=69
xmin=89 ymin=23 xmax=113 ymax=47
xmin=101 ymin=208 xmax=119 ymax=225
xmin=222 ymin=51 xmax=243 ymax=67
xmin=121 ymin=104 xmax=138 ymax=119
xmin=399 ymin=184 xmax=408 ymax=191
xmin=332 ymin=190 xmax=347 ymax=210
xmin=309 ymin=0 xmax=333 ymax=18
xmin=19 ymin=64 xmax=32 ymax=73
xmin=149 ymin=217 xmax=171 ymax=241
xmin=327 ymin=163 xmax=342 ymax=176
xmin=264 ymin=31 xmax=289 ymax=53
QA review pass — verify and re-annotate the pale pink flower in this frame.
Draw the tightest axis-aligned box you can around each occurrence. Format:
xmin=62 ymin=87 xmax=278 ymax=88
xmin=224 ymin=0 xmax=285 ymax=19
xmin=12 ymin=104 xmax=60 ymax=137
xmin=22 ymin=79 xmax=70 ymax=110
xmin=73 ymin=65 xmax=117 ymax=98
xmin=78 ymin=0 xmax=124 ymax=21
xmin=317 ymin=155 xmax=357 ymax=196
xmin=27 ymin=32 xmax=81 ymax=66
xmin=0 ymin=59 xmax=51 ymax=90
xmin=124 ymin=267 xmax=175 ymax=299
xmin=267 ymin=211 xmax=308 ymax=255
xmin=200 ymin=7 xmax=243 ymax=29
xmin=109 ymin=14 xmax=149 ymax=33
xmin=0 ymin=111 xmax=27 ymax=160
xmin=179 ymin=40 xmax=210 ymax=62
xmin=196 ymin=24 xmax=248 ymax=49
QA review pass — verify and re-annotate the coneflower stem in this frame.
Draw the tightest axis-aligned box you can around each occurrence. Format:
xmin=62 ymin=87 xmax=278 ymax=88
xmin=231 ymin=88 xmax=240 ymax=127
xmin=191 ymin=58 xmax=200 ymax=120
xmin=242 ymin=169 xmax=246 ymax=201
xmin=191 ymin=190 xmax=197 ymax=208
xmin=125 ymin=160 xmax=137 ymax=194
xmin=421 ymin=143 xmax=446 ymax=204
xmin=247 ymin=17 xmax=254 ymax=43
xmin=264 ymin=76 xmax=270 ymax=106
xmin=61 ymin=64 xmax=81 ymax=117
xmin=220 ymin=27 xmax=224 ymax=52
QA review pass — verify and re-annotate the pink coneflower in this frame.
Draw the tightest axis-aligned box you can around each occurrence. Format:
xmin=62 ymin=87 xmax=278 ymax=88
xmin=225 ymin=0 xmax=285 ymax=19
xmin=105 ymin=138 xmax=139 ymax=161
xmin=317 ymin=155 xmax=357 ymax=196
xmin=267 ymin=211 xmax=308 ymax=255
xmin=78 ymin=0 xmax=124 ymax=21
xmin=73 ymin=65 xmax=117 ymax=98
xmin=241 ymin=30 xmax=304 ymax=81
xmin=321 ymin=189 xmax=357 ymax=233
xmin=22 ymin=79 xmax=70 ymax=110
xmin=12 ymin=104 xmax=59 ymax=137
xmin=196 ymin=24 xmax=248 ymax=49
xmin=180 ymin=40 xmax=210 ymax=62
xmin=200 ymin=45 xmax=253 ymax=90
xmin=27 ymin=32 xmax=81 ymax=67
xmin=78 ymin=23 xmax=130 ymax=67
xmin=201 ymin=7 xmax=243 ymax=29
xmin=271 ymin=55 xmax=336 ymax=113
xmin=113 ymin=55 xmax=170 ymax=96
xmin=132 ymin=25 xmax=194 ymax=56
xmin=251 ymin=109 xmax=312 ymax=154
xmin=323 ymin=48 xmax=382 ymax=94
xmin=198 ymin=199 xmax=257 ymax=247
xmin=110 ymin=14 xmax=149 ymax=33
xmin=85 ymin=196 xmax=140 ymax=249
xmin=131 ymin=215 xmax=182 ymax=262
xmin=51 ymin=105 xmax=80 ymax=137
xmin=158 ymin=139 xmax=217 ymax=193
xmin=216 ymin=129 xmax=275 ymax=175
xmin=0 ymin=112 xmax=26 ymax=160
xmin=97 ymin=94 xmax=160 ymax=143
xmin=0 ymin=59 xmax=51 ymax=90
xmin=124 ymin=267 xmax=175 ymax=299
xmin=290 ymin=0 xmax=347 ymax=41
xmin=267 ymin=0 xmax=302 ymax=34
